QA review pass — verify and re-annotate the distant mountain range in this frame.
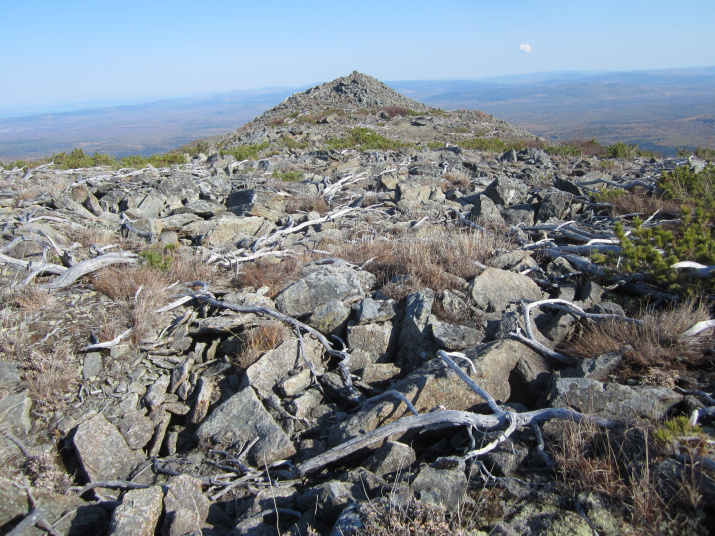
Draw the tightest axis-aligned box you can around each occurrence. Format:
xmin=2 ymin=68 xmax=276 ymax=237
xmin=2 ymin=67 xmax=714 ymax=162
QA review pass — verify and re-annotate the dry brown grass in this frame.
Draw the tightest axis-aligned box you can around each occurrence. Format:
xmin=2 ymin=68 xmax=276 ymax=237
xmin=93 ymin=266 xmax=170 ymax=343
xmin=232 ymin=254 xmax=313 ymax=297
xmin=232 ymin=322 xmax=289 ymax=370
xmin=285 ymin=195 xmax=331 ymax=215
xmin=356 ymin=499 xmax=471 ymax=536
xmin=604 ymin=188 xmax=682 ymax=217
xmin=559 ymin=300 xmax=712 ymax=381
xmin=4 ymin=286 xmax=55 ymax=312
xmin=549 ymin=419 xmax=712 ymax=534
xmin=168 ymin=250 xmax=220 ymax=284
xmin=21 ymin=347 xmax=80 ymax=413
xmin=26 ymin=451 xmax=74 ymax=493
xmin=65 ymin=226 xmax=119 ymax=248
xmin=338 ymin=230 xmax=511 ymax=301
xmin=442 ymin=170 xmax=471 ymax=190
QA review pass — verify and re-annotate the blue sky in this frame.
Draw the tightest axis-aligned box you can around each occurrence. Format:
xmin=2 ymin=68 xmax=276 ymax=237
xmin=2 ymin=0 xmax=714 ymax=113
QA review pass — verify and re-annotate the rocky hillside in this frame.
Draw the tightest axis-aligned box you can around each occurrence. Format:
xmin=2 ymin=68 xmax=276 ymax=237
xmin=195 ymin=71 xmax=537 ymax=154
xmin=1 ymin=72 xmax=714 ymax=536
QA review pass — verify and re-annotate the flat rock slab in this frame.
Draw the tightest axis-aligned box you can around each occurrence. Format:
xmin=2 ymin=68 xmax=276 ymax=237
xmin=194 ymin=387 xmax=296 ymax=466
xmin=240 ymin=335 xmax=325 ymax=394
xmin=72 ymin=413 xmax=144 ymax=482
xmin=275 ymin=264 xmax=367 ymax=318
xmin=546 ymin=377 xmax=684 ymax=421
xmin=469 ymin=267 xmax=542 ymax=313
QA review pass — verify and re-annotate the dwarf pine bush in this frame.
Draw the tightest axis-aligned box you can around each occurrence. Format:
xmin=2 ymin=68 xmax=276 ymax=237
xmin=599 ymin=164 xmax=715 ymax=294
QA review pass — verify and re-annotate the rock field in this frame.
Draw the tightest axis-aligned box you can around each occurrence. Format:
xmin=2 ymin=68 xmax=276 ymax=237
xmin=1 ymin=71 xmax=713 ymax=535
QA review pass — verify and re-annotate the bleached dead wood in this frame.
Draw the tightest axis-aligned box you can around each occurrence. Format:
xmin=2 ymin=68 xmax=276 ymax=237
xmin=290 ymin=347 xmax=616 ymax=478
xmin=294 ymin=407 xmax=613 ymax=477
xmin=79 ymin=328 xmax=132 ymax=351
xmin=42 ymin=252 xmax=139 ymax=290
xmin=679 ymin=319 xmax=715 ymax=340
xmin=509 ymin=298 xmax=641 ymax=364
xmin=671 ymin=261 xmax=715 ymax=279
xmin=0 ymin=252 xmax=67 ymax=276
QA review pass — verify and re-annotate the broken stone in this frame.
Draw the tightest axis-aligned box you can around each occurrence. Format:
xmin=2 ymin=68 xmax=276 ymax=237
xmin=194 ymin=387 xmax=296 ymax=466
xmin=73 ymin=413 xmax=144 ymax=482
xmin=108 ymin=485 xmax=164 ymax=536
xmin=546 ymin=377 xmax=684 ymax=421
xmin=469 ymin=267 xmax=542 ymax=313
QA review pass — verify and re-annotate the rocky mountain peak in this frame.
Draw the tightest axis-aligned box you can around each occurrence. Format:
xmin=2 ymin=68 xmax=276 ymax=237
xmin=257 ymin=71 xmax=433 ymax=122
xmin=207 ymin=71 xmax=535 ymax=152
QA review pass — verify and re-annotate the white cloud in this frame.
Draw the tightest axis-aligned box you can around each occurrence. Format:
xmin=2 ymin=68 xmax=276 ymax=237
xmin=519 ymin=44 xmax=532 ymax=53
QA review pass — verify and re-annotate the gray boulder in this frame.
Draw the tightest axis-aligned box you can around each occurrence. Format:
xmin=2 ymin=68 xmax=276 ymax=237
xmin=362 ymin=440 xmax=416 ymax=477
xmin=536 ymin=188 xmax=574 ymax=222
xmin=352 ymin=298 xmax=397 ymax=324
xmin=398 ymin=289 xmax=435 ymax=367
xmin=162 ymin=474 xmax=211 ymax=536
xmin=469 ymin=267 xmax=542 ymax=313
xmin=227 ymin=189 xmax=287 ymax=221
xmin=275 ymin=263 xmax=368 ymax=318
xmin=545 ymin=377 xmax=683 ymax=421
xmin=241 ymin=335 xmax=325 ymax=394
xmin=72 ymin=413 xmax=144 ymax=482
xmin=346 ymin=321 xmax=398 ymax=363
xmin=430 ymin=320 xmax=483 ymax=350
xmin=468 ymin=194 xmax=504 ymax=225
xmin=195 ymin=387 xmax=296 ymax=465
xmin=484 ymin=176 xmax=528 ymax=207
xmin=410 ymin=457 xmax=467 ymax=512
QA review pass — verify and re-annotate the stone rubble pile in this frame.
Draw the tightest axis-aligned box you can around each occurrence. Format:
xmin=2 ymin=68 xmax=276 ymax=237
xmin=1 ymin=72 xmax=713 ymax=536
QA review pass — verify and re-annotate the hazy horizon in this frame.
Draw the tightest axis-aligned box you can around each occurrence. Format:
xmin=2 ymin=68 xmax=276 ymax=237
xmin=2 ymin=0 xmax=713 ymax=114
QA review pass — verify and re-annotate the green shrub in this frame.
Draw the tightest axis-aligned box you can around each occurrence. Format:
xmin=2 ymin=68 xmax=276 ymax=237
xmin=282 ymin=137 xmax=309 ymax=151
xmin=220 ymin=142 xmax=270 ymax=161
xmin=273 ymin=170 xmax=303 ymax=182
xmin=119 ymin=153 xmax=186 ymax=168
xmin=695 ymin=147 xmax=715 ymax=161
xmin=326 ymin=127 xmax=402 ymax=151
xmin=139 ymin=249 xmax=172 ymax=270
xmin=658 ymin=163 xmax=715 ymax=212
xmin=599 ymin=165 xmax=715 ymax=294
xmin=606 ymin=142 xmax=639 ymax=159
xmin=51 ymin=148 xmax=116 ymax=169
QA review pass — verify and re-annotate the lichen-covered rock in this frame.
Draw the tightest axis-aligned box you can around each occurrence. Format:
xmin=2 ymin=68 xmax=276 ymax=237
xmin=410 ymin=457 xmax=467 ymax=512
xmin=275 ymin=263 xmax=367 ymax=318
xmin=545 ymin=377 xmax=683 ymax=421
xmin=162 ymin=475 xmax=211 ymax=536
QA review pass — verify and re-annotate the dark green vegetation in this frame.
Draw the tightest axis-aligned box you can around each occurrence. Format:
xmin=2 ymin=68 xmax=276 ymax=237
xmin=219 ymin=142 xmax=270 ymax=162
xmin=326 ymin=127 xmax=405 ymax=151
xmin=597 ymin=164 xmax=715 ymax=294
xmin=1 ymin=147 xmax=190 ymax=171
